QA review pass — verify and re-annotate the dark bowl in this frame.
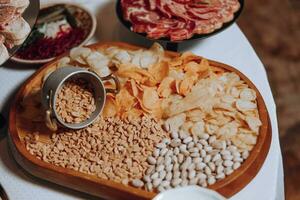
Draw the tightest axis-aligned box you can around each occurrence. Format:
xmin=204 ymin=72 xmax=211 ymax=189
xmin=116 ymin=0 xmax=244 ymax=50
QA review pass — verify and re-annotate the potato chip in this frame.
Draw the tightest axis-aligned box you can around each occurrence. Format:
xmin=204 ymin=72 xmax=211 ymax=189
xmin=115 ymin=88 xmax=135 ymax=112
xmin=180 ymin=121 xmax=194 ymax=133
xmin=216 ymin=122 xmax=238 ymax=139
xmin=180 ymin=52 xmax=202 ymax=64
xmin=184 ymin=61 xmax=199 ymax=73
xmin=102 ymin=96 xmax=118 ymax=118
xmin=157 ymin=77 xmax=175 ymax=98
xmin=114 ymin=50 xmax=131 ymax=64
xmin=245 ymin=116 xmax=262 ymax=133
xmin=130 ymin=79 xmax=139 ymax=97
xmin=70 ymin=47 xmax=92 ymax=64
xmin=142 ymin=87 xmax=159 ymax=110
xmin=164 ymin=113 xmax=186 ymax=132
xmin=236 ymin=99 xmax=257 ymax=112
xmin=191 ymin=121 xmax=205 ymax=136
xmin=240 ymin=88 xmax=257 ymax=101
xmin=57 ymin=57 xmax=70 ymax=68
xmin=148 ymin=61 xmax=169 ymax=83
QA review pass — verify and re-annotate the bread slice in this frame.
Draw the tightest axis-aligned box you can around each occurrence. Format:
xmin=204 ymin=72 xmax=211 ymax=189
xmin=0 ymin=0 xmax=29 ymax=14
xmin=0 ymin=17 xmax=30 ymax=41
xmin=0 ymin=36 xmax=9 ymax=65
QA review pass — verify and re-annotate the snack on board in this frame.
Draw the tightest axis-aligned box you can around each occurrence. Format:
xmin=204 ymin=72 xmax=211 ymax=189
xmin=23 ymin=43 xmax=262 ymax=194
xmin=120 ymin=0 xmax=240 ymax=41
xmin=0 ymin=0 xmax=30 ymax=64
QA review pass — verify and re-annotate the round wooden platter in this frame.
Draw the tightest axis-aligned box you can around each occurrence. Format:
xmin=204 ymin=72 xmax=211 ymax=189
xmin=8 ymin=42 xmax=271 ymax=200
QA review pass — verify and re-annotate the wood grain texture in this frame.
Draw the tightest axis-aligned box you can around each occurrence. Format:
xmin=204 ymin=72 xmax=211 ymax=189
xmin=8 ymin=42 xmax=271 ymax=199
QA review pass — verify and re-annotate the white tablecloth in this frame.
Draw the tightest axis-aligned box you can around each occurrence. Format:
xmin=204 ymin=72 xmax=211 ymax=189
xmin=0 ymin=1 xmax=284 ymax=199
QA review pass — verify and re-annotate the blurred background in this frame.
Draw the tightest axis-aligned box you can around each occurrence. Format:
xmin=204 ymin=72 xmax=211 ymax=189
xmin=238 ymin=0 xmax=300 ymax=199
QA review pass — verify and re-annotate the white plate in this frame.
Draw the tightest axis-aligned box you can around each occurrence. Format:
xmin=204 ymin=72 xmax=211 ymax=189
xmin=153 ymin=186 xmax=227 ymax=200
xmin=11 ymin=2 xmax=96 ymax=65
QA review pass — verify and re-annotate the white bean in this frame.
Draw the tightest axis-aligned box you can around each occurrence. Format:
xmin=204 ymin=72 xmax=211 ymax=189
xmin=159 ymin=170 xmax=167 ymax=179
xmin=173 ymin=171 xmax=180 ymax=179
xmin=187 ymin=163 xmax=195 ymax=171
xmin=170 ymin=139 xmax=181 ymax=147
xmin=166 ymin=172 xmax=172 ymax=181
xmin=181 ymin=179 xmax=188 ymax=187
xmin=217 ymin=165 xmax=224 ymax=174
xmin=189 ymin=178 xmax=198 ymax=185
xmin=233 ymin=157 xmax=243 ymax=162
xmin=171 ymin=131 xmax=179 ymax=139
xmin=207 ymin=176 xmax=216 ymax=185
xmin=156 ymin=142 xmax=166 ymax=149
xmin=223 ymin=154 xmax=233 ymax=160
xmin=153 ymin=178 xmax=162 ymax=187
xmin=242 ymin=150 xmax=249 ymax=159
xmin=197 ymin=172 xmax=207 ymax=180
xmin=143 ymin=175 xmax=151 ymax=183
xmin=190 ymin=152 xmax=200 ymax=158
xmin=166 ymin=164 xmax=173 ymax=172
xmin=196 ymin=162 xmax=206 ymax=171
xmin=212 ymin=153 xmax=221 ymax=162
xmin=178 ymin=153 xmax=184 ymax=163
xmin=162 ymin=138 xmax=171 ymax=145
xmin=204 ymin=155 xmax=212 ymax=163
xmin=147 ymin=156 xmax=156 ymax=165
xmin=204 ymin=166 xmax=212 ymax=175
xmin=220 ymin=150 xmax=231 ymax=156
xmin=208 ymin=162 xmax=216 ymax=172
xmin=132 ymin=179 xmax=144 ymax=188
xmin=156 ymin=164 xmax=165 ymax=172
xmin=200 ymin=149 xmax=207 ymax=157
xmin=187 ymin=142 xmax=195 ymax=149
xmin=179 ymin=144 xmax=187 ymax=152
xmin=216 ymin=173 xmax=225 ymax=180
xmin=183 ymin=136 xmax=193 ymax=144
xmin=146 ymin=182 xmax=153 ymax=191
xmin=200 ymin=139 xmax=208 ymax=146
xmin=174 ymin=147 xmax=180 ymax=155
xmin=193 ymin=157 xmax=203 ymax=164
xmin=225 ymin=167 xmax=233 ymax=175
xmin=196 ymin=143 xmax=203 ymax=149
xmin=188 ymin=169 xmax=195 ymax=178
xmin=171 ymin=178 xmax=182 ymax=187
xmin=199 ymin=133 xmax=209 ymax=140
xmin=151 ymin=172 xmax=159 ymax=179
xmin=209 ymin=135 xmax=216 ymax=144
xmin=233 ymin=162 xmax=241 ymax=170
xmin=223 ymin=160 xmax=233 ymax=167
xmin=158 ymin=185 xmax=165 ymax=192
xmin=161 ymin=180 xmax=170 ymax=187
xmin=153 ymin=148 xmax=160 ymax=158
xmin=204 ymin=146 xmax=213 ymax=152
xmin=160 ymin=148 xmax=168 ymax=156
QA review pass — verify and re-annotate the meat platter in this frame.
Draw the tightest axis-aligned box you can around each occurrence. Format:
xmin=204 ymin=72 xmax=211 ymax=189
xmin=116 ymin=0 xmax=244 ymax=50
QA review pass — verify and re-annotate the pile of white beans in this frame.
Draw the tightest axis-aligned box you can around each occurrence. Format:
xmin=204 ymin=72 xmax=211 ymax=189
xmin=132 ymin=130 xmax=250 ymax=191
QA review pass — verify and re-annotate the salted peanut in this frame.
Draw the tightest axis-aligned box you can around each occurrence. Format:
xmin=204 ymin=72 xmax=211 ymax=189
xmin=55 ymin=78 xmax=96 ymax=124
xmin=25 ymin=116 xmax=169 ymax=186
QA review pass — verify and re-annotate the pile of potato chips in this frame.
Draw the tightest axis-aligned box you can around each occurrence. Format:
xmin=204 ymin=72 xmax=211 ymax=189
xmin=54 ymin=43 xmax=262 ymax=151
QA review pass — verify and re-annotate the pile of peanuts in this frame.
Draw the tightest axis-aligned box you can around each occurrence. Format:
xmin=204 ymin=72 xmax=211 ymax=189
xmin=55 ymin=78 xmax=96 ymax=124
xmin=133 ymin=130 xmax=249 ymax=192
xmin=25 ymin=116 xmax=168 ymax=183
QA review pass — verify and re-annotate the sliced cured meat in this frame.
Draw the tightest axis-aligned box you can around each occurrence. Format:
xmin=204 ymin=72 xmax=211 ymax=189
xmin=121 ymin=0 xmax=241 ymax=41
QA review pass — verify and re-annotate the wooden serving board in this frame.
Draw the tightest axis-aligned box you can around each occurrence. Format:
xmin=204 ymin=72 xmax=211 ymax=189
xmin=8 ymin=42 xmax=271 ymax=200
